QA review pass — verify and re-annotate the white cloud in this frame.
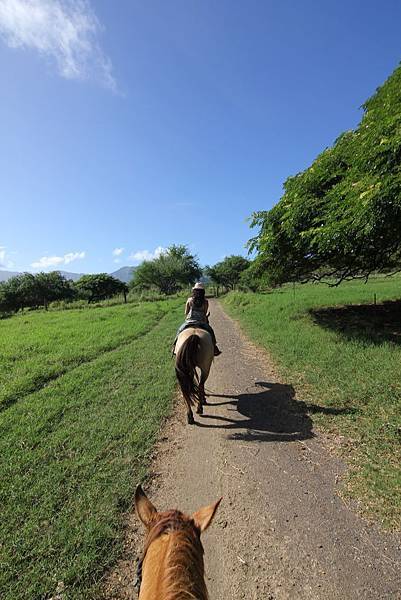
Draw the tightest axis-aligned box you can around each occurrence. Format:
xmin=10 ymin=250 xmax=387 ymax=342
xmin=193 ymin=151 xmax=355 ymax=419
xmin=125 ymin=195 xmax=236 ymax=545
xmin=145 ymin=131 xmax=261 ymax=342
xmin=0 ymin=246 xmax=6 ymax=267
xmin=129 ymin=246 xmax=166 ymax=264
xmin=0 ymin=246 xmax=15 ymax=269
xmin=0 ymin=0 xmax=117 ymax=91
xmin=112 ymin=247 xmax=124 ymax=257
xmin=31 ymin=251 xmax=86 ymax=269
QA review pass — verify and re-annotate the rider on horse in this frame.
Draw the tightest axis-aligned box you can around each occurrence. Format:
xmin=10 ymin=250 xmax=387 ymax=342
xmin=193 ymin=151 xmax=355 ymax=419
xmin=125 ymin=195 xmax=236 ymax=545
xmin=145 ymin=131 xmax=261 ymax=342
xmin=174 ymin=282 xmax=221 ymax=356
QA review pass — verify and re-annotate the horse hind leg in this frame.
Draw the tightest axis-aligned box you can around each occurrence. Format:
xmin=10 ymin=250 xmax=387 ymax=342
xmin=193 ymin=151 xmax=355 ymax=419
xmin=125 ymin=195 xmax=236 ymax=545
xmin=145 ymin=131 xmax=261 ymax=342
xmin=196 ymin=374 xmax=207 ymax=414
xmin=183 ymin=394 xmax=195 ymax=424
xmin=201 ymin=366 xmax=211 ymax=405
xmin=201 ymin=380 xmax=208 ymax=405
xmin=195 ymin=393 xmax=203 ymax=414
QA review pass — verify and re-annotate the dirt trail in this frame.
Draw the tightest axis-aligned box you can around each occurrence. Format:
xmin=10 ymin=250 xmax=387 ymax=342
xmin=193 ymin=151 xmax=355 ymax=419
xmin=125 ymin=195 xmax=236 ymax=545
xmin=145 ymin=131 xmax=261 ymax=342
xmin=105 ymin=300 xmax=401 ymax=599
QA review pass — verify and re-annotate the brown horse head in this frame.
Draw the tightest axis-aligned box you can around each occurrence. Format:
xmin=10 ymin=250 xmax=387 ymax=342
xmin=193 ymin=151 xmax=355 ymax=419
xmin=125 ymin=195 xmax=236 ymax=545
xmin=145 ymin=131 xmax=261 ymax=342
xmin=135 ymin=485 xmax=221 ymax=600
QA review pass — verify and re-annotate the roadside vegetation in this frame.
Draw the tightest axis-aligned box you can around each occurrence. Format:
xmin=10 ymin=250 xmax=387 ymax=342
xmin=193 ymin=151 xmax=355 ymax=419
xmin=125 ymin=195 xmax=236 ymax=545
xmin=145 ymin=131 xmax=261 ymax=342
xmin=0 ymin=244 xmax=200 ymax=317
xmin=205 ymin=255 xmax=249 ymax=295
xmin=45 ymin=288 xmax=175 ymax=311
xmin=0 ymin=298 xmax=183 ymax=600
xmin=247 ymin=63 xmax=401 ymax=287
xmin=222 ymin=275 xmax=401 ymax=529
xmin=0 ymin=271 xmax=128 ymax=315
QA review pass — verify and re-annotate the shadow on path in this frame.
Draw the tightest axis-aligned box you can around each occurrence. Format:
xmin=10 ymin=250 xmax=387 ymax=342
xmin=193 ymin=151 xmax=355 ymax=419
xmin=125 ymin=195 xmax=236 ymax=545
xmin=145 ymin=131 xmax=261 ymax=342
xmin=196 ymin=381 xmax=354 ymax=443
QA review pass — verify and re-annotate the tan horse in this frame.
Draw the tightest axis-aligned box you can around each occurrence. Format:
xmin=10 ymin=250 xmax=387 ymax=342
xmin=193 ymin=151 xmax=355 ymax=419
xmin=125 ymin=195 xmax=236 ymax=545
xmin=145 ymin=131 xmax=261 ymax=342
xmin=135 ymin=485 xmax=221 ymax=600
xmin=175 ymin=327 xmax=214 ymax=424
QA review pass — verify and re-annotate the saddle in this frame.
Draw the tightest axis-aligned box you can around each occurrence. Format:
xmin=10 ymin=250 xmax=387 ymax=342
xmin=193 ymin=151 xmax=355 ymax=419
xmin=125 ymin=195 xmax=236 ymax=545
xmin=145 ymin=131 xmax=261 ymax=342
xmin=180 ymin=322 xmax=211 ymax=335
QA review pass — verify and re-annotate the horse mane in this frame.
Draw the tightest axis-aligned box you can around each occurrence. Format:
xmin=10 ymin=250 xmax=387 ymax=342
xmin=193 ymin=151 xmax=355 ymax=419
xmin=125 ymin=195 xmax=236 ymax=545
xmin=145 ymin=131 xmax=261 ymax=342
xmin=141 ymin=510 xmax=208 ymax=600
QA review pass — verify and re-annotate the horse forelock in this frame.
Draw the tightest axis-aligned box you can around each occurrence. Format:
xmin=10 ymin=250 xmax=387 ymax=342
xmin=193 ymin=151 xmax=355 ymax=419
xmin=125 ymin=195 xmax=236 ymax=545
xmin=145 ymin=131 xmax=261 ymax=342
xmin=143 ymin=510 xmax=203 ymax=557
xmin=140 ymin=510 xmax=208 ymax=599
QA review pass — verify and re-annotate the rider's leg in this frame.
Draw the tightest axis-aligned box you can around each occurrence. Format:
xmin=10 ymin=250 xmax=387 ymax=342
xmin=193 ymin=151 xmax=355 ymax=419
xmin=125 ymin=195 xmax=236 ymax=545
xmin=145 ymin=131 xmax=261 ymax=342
xmin=172 ymin=322 xmax=188 ymax=354
xmin=202 ymin=323 xmax=222 ymax=356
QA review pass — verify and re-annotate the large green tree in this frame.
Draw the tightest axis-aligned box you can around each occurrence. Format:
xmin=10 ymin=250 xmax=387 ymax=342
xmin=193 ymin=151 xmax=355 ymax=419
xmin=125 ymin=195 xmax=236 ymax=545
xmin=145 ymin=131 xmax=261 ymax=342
xmin=249 ymin=63 xmax=401 ymax=285
xmin=132 ymin=245 xmax=201 ymax=294
xmin=74 ymin=274 xmax=128 ymax=303
xmin=0 ymin=271 xmax=75 ymax=313
xmin=238 ymin=260 xmax=273 ymax=292
xmin=205 ymin=255 xmax=250 ymax=291
xmin=34 ymin=271 xmax=76 ymax=308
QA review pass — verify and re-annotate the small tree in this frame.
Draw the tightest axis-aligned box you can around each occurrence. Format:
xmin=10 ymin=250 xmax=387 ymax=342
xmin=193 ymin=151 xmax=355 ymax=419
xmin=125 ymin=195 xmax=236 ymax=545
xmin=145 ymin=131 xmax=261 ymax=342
xmin=205 ymin=256 xmax=250 ymax=292
xmin=0 ymin=281 xmax=21 ymax=313
xmin=132 ymin=245 xmax=201 ymax=294
xmin=74 ymin=274 xmax=128 ymax=303
xmin=34 ymin=271 xmax=76 ymax=309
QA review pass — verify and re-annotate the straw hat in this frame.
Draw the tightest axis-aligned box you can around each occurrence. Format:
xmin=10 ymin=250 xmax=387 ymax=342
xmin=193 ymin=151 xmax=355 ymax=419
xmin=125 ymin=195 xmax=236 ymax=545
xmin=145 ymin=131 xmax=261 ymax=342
xmin=192 ymin=282 xmax=205 ymax=290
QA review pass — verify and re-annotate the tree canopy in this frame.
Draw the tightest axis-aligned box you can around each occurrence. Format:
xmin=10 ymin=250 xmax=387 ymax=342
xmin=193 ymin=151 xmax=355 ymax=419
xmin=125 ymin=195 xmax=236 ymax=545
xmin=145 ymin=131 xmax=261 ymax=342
xmin=74 ymin=274 xmax=128 ymax=303
xmin=131 ymin=245 xmax=202 ymax=294
xmin=205 ymin=255 xmax=250 ymax=290
xmin=0 ymin=271 xmax=75 ymax=313
xmin=249 ymin=63 xmax=401 ymax=285
xmin=238 ymin=260 xmax=272 ymax=292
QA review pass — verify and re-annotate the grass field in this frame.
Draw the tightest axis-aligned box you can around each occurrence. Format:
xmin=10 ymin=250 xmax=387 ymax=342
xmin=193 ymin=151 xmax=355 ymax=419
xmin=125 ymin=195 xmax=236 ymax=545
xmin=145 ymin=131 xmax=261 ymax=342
xmin=0 ymin=298 xmax=181 ymax=410
xmin=0 ymin=299 xmax=183 ymax=600
xmin=222 ymin=275 xmax=401 ymax=529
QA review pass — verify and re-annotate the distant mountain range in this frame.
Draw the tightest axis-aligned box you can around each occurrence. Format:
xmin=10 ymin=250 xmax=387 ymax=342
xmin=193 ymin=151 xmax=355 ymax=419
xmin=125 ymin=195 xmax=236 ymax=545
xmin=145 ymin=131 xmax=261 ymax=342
xmin=0 ymin=266 xmax=137 ymax=284
xmin=0 ymin=270 xmax=20 ymax=282
xmin=109 ymin=266 xmax=137 ymax=283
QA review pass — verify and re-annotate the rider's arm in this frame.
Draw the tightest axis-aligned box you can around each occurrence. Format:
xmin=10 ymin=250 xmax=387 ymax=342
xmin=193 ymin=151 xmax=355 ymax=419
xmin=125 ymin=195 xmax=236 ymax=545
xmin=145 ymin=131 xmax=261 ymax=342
xmin=185 ymin=299 xmax=191 ymax=315
xmin=204 ymin=298 xmax=209 ymax=315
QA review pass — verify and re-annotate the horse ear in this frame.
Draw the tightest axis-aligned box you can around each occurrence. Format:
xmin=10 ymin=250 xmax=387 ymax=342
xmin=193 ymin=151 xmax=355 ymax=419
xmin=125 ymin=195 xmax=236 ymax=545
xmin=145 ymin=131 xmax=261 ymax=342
xmin=192 ymin=498 xmax=222 ymax=533
xmin=135 ymin=485 xmax=157 ymax=528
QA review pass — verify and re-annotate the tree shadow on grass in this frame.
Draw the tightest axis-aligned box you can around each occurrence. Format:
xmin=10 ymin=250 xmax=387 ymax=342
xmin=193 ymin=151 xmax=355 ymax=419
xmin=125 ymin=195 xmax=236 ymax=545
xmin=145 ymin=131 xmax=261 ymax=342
xmin=310 ymin=299 xmax=401 ymax=345
xmin=196 ymin=381 xmax=355 ymax=442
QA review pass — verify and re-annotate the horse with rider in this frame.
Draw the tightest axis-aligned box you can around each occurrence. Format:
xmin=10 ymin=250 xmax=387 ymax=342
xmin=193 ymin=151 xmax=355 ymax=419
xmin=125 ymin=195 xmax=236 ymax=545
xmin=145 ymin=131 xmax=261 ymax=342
xmin=173 ymin=282 xmax=221 ymax=424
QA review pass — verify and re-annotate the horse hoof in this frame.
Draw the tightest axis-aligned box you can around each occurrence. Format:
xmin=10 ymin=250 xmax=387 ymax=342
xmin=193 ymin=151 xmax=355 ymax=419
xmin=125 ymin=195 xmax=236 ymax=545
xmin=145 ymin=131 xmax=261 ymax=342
xmin=187 ymin=414 xmax=195 ymax=425
xmin=196 ymin=406 xmax=203 ymax=415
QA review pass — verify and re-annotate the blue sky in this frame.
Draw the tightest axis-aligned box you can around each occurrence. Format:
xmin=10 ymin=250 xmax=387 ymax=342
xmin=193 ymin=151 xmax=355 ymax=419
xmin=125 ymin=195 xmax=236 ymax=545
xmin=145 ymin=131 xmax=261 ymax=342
xmin=0 ymin=0 xmax=400 ymax=274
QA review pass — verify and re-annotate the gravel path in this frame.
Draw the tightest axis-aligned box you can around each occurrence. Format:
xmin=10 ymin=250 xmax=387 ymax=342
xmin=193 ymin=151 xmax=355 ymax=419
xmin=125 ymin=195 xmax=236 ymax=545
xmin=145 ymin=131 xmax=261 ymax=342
xmin=104 ymin=299 xmax=401 ymax=599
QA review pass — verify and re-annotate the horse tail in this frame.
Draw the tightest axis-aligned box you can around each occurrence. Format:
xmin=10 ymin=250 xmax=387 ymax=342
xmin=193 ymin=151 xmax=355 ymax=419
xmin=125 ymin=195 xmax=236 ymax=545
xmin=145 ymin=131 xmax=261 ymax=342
xmin=175 ymin=334 xmax=200 ymax=406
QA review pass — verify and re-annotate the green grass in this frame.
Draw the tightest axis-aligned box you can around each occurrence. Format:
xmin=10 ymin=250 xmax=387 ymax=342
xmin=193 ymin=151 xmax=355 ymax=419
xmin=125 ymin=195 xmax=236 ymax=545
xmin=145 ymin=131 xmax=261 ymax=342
xmin=46 ymin=289 xmax=181 ymax=311
xmin=0 ymin=299 xmax=183 ymax=600
xmin=222 ymin=275 xmax=401 ymax=529
xmin=0 ymin=301 xmax=174 ymax=409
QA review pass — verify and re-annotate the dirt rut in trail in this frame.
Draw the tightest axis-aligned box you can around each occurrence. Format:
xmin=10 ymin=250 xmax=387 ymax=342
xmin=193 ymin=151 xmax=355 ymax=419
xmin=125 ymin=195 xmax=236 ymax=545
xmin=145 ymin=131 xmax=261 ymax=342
xmin=104 ymin=299 xmax=401 ymax=600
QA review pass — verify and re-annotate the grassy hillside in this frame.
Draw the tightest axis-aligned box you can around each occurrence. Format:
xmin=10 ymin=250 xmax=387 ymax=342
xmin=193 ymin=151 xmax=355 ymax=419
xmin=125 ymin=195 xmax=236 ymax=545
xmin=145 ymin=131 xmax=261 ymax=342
xmin=0 ymin=299 xmax=183 ymax=600
xmin=222 ymin=275 xmax=401 ymax=529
